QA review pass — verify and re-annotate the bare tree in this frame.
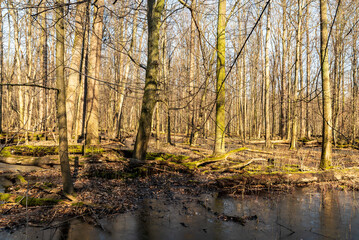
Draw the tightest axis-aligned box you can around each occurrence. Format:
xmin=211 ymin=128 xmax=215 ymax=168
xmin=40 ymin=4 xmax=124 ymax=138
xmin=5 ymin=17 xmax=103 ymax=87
xmin=320 ymin=0 xmax=332 ymax=169
xmin=133 ymin=0 xmax=165 ymax=160
xmin=55 ymin=0 xmax=74 ymax=194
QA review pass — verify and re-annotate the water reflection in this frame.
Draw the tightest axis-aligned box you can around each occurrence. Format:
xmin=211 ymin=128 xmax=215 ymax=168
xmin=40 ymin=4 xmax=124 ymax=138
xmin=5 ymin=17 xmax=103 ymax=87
xmin=1 ymin=188 xmax=358 ymax=240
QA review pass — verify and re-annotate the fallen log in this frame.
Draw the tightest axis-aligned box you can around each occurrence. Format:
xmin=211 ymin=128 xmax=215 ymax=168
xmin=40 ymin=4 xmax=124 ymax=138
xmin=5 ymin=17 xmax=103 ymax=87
xmin=196 ymin=148 xmax=247 ymax=167
xmin=218 ymin=158 xmax=267 ymax=172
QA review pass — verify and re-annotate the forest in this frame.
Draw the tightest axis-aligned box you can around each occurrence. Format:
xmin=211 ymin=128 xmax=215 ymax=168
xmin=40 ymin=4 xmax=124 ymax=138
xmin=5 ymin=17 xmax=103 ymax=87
xmin=0 ymin=0 xmax=359 ymax=239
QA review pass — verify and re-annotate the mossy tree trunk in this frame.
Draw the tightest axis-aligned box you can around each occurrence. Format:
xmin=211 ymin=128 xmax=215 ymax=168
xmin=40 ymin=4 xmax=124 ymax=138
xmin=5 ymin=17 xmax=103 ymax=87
xmin=320 ymin=0 xmax=332 ymax=169
xmin=55 ymin=0 xmax=74 ymax=195
xmin=214 ymin=0 xmax=226 ymax=155
xmin=133 ymin=0 xmax=164 ymax=160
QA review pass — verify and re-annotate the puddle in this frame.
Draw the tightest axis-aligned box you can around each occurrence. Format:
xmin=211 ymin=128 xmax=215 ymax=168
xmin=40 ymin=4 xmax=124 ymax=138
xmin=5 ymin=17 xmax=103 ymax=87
xmin=1 ymin=188 xmax=358 ymax=239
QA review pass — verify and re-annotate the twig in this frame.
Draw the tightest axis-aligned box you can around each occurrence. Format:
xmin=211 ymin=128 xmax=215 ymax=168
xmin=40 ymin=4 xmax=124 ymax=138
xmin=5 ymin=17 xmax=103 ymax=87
xmin=42 ymin=214 xmax=87 ymax=230
xmin=276 ymin=221 xmax=295 ymax=234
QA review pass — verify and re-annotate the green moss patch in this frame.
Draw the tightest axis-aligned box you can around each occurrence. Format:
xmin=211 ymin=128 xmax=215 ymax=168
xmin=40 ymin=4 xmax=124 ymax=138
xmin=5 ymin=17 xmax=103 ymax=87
xmin=16 ymin=197 xmax=61 ymax=206
xmin=1 ymin=145 xmax=84 ymax=157
xmin=0 ymin=193 xmax=11 ymax=201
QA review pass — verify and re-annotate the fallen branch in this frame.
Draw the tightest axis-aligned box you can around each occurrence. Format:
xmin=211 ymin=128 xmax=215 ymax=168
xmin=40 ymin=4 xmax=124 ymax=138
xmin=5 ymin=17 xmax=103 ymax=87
xmin=197 ymin=199 xmax=257 ymax=225
xmin=243 ymin=149 xmax=273 ymax=155
xmin=196 ymin=147 xmax=247 ymax=167
xmin=219 ymin=158 xmax=267 ymax=172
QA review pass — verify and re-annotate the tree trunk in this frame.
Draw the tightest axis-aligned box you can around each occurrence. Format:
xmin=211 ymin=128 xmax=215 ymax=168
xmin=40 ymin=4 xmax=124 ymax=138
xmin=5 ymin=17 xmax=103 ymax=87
xmin=352 ymin=11 xmax=358 ymax=145
xmin=8 ymin=2 xmax=24 ymax=130
xmin=116 ymin=5 xmax=138 ymax=139
xmin=0 ymin=0 xmax=3 ymax=133
xmin=319 ymin=0 xmax=332 ymax=169
xmin=214 ymin=0 xmax=226 ymax=154
xmin=279 ymin=0 xmax=287 ymax=139
xmin=305 ymin=4 xmax=311 ymax=139
xmin=40 ymin=1 xmax=48 ymax=135
xmin=133 ymin=0 xmax=164 ymax=160
xmin=290 ymin=0 xmax=302 ymax=150
xmin=264 ymin=3 xmax=271 ymax=148
xmin=86 ymin=0 xmax=104 ymax=145
xmin=67 ymin=2 xmax=88 ymax=141
xmin=55 ymin=0 xmax=74 ymax=195
xmin=188 ymin=0 xmax=197 ymax=145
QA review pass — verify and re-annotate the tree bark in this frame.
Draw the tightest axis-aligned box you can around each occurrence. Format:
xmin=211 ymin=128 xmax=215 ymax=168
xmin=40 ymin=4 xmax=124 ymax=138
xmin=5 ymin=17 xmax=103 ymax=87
xmin=214 ymin=0 xmax=226 ymax=154
xmin=40 ymin=1 xmax=48 ymax=135
xmin=290 ymin=0 xmax=302 ymax=150
xmin=279 ymin=0 xmax=287 ymax=139
xmin=86 ymin=0 xmax=104 ymax=145
xmin=67 ymin=1 xmax=88 ymax=141
xmin=116 ymin=5 xmax=138 ymax=139
xmin=264 ymin=3 xmax=271 ymax=148
xmin=0 ymin=0 xmax=3 ymax=133
xmin=133 ymin=0 xmax=165 ymax=160
xmin=319 ymin=0 xmax=332 ymax=169
xmin=55 ymin=0 xmax=74 ymax=194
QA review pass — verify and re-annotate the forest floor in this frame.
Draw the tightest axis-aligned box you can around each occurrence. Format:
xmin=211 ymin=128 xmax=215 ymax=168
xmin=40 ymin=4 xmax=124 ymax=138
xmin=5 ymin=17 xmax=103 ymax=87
xmin=1 ymin=133 xmax=359 ymax=230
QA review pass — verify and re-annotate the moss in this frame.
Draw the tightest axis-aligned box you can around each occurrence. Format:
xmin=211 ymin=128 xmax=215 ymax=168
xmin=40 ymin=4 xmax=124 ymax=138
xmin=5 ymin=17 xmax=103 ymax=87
xmin=336 ymin=145 xmax=349 ymax=149
xmin=2 ymin=145 xmax=84 ymax=157
xmin=146 ymin=152 xmax=163 ymax=160
xmin=0 ymin=150 xmax=11 ymax=157
xmin=136 ymin=167 xmax=148 ymax=176
xmin=145 ymin=152 xmax=189 ymax=163
xmin=171 ymin=155 xmax=189 ymax=163
xmin=15 ymin=196 xmax=61 ymax=206
xmin=0 ymin=193 xmax=11 ymax=201
xmin=299 ymin=137 xmax=312 ymax=143
xmin=85 ymin=146 xmax=104 ymax=154
xmin=182 ymin=162 xmax=198 ymax=170
xmin=154 ymin=157 xmax=165 ymax=161
xmin=16 ymin=175 xmax=28 ymax=184
xmin=41 ymin=182 xmax=56 ymax=189
xmin=72 ymin=201 xmax=85 ymax=207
